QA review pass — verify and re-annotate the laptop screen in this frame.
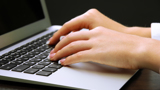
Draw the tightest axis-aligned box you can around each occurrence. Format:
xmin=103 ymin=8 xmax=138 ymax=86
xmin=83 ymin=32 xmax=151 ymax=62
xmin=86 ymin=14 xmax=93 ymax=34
xmin=0 ymin=0 xmax=51 ymax=50
xmin=0 ymin=0 xmax=44 ymax=36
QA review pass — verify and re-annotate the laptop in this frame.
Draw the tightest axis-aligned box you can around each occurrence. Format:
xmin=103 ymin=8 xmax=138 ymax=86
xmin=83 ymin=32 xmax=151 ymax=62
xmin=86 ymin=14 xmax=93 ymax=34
xmin=0 ymin=0 xmax=137 ymax=90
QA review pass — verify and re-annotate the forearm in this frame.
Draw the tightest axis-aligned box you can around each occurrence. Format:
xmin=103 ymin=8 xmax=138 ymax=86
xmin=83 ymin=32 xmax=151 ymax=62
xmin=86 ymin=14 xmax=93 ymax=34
xmin=121 ymin=26 xmax=160 ymax=73
xmin=103 ymin=15 xmax=151 ymax=38
xmin=137 ymin=38 xmax=160 ymax=73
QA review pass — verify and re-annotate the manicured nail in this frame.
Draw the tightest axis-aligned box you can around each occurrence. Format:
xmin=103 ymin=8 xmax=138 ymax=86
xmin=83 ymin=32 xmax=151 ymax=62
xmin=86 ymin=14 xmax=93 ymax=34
xmin=50 ymin=53 xmax=56 ymax=60
xmin=58 ymin=60 xmax=61 ymax=65
xmin=49 ymin=37 xmax=52 ymax=41
xmin=70 ymin=31 xmax=74 ymax=34
xmin=60 ymin=36 xmax=65 ymax=41
xmin=50 ymin=49 xmax=54 ymax=54
xmin=46 ymin=40 xmax=50 ymax=45
xmin=59 ymin=59 xmax=66 ymax=65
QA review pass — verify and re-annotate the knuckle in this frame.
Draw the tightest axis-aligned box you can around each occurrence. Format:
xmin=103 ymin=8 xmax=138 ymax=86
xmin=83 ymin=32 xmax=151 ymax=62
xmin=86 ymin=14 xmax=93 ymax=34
xmin=55 ymin=50 xmax=60 ymax=57
xmin=62 ymin=21 xmax=70 ymax=29
xmin=83 ymin=8 xmax=98 ymax=18
xmin=65 ymin=34 xmax=73 ymax=41
xmin=68 ymin=42 xmax=76 ymax=49
xmin=54 ymin=45 xmax=59 ymax=52
xmin=74 ymin=52 xmax=83 ymax=59
xmin=88 ymin=8 xmax=98 ymax=13
xmin=95 ymin=26 xmax=105 ymax=30
xmin=92 ymin=26 xmax=105 ymax=34
xmin=96 ymin=26 xmax=106 ymax=32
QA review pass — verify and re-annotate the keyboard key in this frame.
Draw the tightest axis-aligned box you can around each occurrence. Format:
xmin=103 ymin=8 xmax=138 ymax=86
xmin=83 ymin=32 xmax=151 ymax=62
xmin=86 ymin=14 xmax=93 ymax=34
xmin=45 ymin=49 xmax=51 ymax=53
xmin=42 ymin=67 xmax=57 ymax=72
xmin=20 ymin=56 xmax=30 ymax=61
xmin=11 ymin=60 xmax=23 ymax=65
xmin=43 ymin=58 xmax=51 ymax=62
xmin=13 ymin=54 xmax=21 ymax=58
xmin=23 ymin=47 xmax=32 ymax=52
xmin=0 ymin=59 xmax=9 ymax=65
xmin=16 ymin=57 xmax=28 ymax=62
xmin=5 ymin=56 xmax=15 ymax=61
xmin=33 ymin=49 xmax=41 ymax=54
xmin=29 ymin=51 xmax=39 ymax=56
xmin=24 ymin=61 xmax=36 ymax=66
xmin=24 ymin=68 xmax=39 ymax=74
xmin=36 ymin=71 xmax=52 ymax=76
xmin=48 ymin=63 xmax=62 ymax=69
xmin=36 ymin=41 xmax=43 ymax=46
xmin=28 ymin=45 xmax=36 ymax=50
xmin=14 ymin=47 xmax=22 ymax=51
xmin=3 ymin=52 xmax=11 ymax=56
xmin=25 ymin=53 xmax=35 ymax=58
xmin=41 ymin=51 xmax=48 ymax=57
xmin=38 ymin=61 xmax=50 ymax=66
xmin=38 ymin=54 xmax=47 ymax=59
xmin=32 ymin=65 xmax=45 ymax=69
xmin=36 ymin=47 xmax=46 ymax=52
xmin=12 ymin=65 xmax=30 ymax=72
xmin=0 ymin=55 xmax=5 ymax=59
xmin=18 ymin=49 xmax=27 ymax=55
xmin=0 ymin=63 xmax=17 ymax=70
xmin=41 ymin=44 xmax=49 ymax=49
xmin=29 ymin=58 xmax=42 ymax=62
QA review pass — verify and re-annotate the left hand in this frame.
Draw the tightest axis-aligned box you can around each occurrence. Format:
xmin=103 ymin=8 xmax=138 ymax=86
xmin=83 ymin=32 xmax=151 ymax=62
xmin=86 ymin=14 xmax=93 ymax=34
xmin=47 ymin=9 xmax=128 ymax=45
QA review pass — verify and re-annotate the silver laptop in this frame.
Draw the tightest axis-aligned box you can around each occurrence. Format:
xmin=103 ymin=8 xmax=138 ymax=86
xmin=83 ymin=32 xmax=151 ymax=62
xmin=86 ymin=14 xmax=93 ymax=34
xmin=0 ymin=0 xmax=137 ymax=90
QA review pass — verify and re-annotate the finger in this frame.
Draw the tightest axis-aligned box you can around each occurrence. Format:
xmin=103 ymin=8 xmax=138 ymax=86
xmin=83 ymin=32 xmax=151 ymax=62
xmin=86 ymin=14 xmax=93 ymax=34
xmin=49 ymin=31 xmax=76 ymax=54
xmin=52 ymin=30 xmax=90 ymax=53
xmin=59 ymin=50 xmax=91 ymax=65
xmin=50 ymin=40 xmax=91 ymax=61
xmin=48 ymin=14 xmax=90 ymax=45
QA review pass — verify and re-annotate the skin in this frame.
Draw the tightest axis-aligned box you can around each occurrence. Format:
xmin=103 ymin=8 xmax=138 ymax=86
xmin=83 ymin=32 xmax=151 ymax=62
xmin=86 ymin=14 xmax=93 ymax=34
xmin=47 ymin=9 xmax=160 ymax=73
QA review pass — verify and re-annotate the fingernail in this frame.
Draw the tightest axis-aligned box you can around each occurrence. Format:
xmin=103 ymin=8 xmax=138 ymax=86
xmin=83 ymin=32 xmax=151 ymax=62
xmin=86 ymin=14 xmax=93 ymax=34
xmin=70 ymin=31 xmax=74 ymax=34
xmin=50 ymin=49 xmax=54 ymax=54
xmin=50 ymin=53 xmax=56 ymax=60
xmin=49 ymin=37 xmax=52 ymax=40
xmin=59 ymin=59 xmax=66 ymax=65
xmin=60 ymin=36 xmax=65 ymax=41
xmin=46 ymin=40 xmax=50 ymax=45
xmin=58 ymin=60 xmax=61 ymax=64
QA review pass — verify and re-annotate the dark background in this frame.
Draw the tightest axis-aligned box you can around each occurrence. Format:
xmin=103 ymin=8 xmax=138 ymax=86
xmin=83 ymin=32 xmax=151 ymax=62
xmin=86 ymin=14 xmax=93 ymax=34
xmin=46 ymin=0 xmax=160 ymax=27
xmin=1 ymin=0 xmax=160 ymax=90
xmin=0 ymin=0 xmax=44 ymax=35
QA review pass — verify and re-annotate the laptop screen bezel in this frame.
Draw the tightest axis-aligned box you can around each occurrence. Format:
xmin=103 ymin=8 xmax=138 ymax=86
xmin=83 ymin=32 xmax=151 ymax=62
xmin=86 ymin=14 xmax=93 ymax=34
xmin=0 ymin=0 xmax=51 ymax=50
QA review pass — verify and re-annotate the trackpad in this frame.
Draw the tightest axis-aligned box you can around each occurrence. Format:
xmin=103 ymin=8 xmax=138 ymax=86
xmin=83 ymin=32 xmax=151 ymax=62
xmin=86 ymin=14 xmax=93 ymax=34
xmin=68 ymin=62 xmax=136 ymax=75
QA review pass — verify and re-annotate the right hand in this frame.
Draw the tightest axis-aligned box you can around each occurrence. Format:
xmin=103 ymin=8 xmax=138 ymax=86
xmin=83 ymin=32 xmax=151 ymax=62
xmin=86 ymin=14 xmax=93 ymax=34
xmin=49 ymin=26 xmax=147 ymax=70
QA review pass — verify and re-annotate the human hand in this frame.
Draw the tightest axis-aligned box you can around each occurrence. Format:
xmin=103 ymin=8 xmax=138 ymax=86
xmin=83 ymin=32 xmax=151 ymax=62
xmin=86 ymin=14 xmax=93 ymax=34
xmin=46 ymin=8 xmax=153 ymax=71
xmin=49 ymin=26 xmax=146 ymax=70
xmin=47 ymin=9 xmax=127 ymax=45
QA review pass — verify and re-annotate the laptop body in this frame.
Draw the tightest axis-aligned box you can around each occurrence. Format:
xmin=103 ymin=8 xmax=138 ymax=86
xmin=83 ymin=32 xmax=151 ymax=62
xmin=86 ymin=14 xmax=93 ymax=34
xmin=0 ymin=0 xmax=137 ymax=90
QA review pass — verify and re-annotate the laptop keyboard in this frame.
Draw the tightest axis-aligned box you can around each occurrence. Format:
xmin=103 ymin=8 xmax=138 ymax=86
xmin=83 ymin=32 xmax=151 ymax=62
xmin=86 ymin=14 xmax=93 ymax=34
xmin=0 ymin=31 xmax=62 ymax=76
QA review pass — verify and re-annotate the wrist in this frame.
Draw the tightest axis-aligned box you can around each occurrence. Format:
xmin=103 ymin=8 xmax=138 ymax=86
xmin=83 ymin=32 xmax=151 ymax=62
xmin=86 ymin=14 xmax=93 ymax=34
xmin=125 ymin=27 xmax=151 ymax=38
xmin=136 ymin=38 xmax=160 ymax=73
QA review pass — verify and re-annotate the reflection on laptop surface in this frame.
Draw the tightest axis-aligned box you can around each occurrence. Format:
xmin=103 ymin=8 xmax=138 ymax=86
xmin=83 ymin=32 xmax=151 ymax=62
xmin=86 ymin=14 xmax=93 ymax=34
xmin=0 ymin=0 xmax=137 ymax=90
